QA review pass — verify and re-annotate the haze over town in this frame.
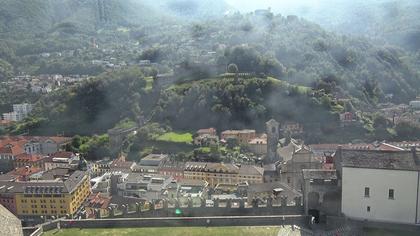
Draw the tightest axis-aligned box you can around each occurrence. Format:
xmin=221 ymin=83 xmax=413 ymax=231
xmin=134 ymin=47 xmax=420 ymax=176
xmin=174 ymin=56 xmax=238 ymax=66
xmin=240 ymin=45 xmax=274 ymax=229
xmin=0 ymin=0 xmax=419 ymax=235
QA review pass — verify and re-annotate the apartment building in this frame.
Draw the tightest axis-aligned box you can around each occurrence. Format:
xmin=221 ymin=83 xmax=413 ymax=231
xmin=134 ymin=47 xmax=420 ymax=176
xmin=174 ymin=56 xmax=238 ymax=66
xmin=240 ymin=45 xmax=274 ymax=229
xmin=184 ymin=162 xmax=264 ymax=187
xmin=0 ymin=170 xmax=91 ymax=218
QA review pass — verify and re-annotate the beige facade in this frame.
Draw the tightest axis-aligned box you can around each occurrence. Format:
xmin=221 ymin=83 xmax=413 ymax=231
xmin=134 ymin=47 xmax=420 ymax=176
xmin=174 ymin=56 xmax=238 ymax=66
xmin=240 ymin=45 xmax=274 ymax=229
xmin=221 ymin=130 xmax=256 ymax=145
xmin=247 ymin=137 xmax=267 ymax=155
xmin=184 ymin=162 xmax=263 ymax=187
xmin=280 ymin=146 xmax=322 ymax=191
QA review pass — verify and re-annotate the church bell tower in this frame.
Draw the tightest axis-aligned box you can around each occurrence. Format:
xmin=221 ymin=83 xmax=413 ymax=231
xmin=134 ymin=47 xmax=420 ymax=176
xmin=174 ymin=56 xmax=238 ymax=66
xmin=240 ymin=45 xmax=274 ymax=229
xmin=265 ymin=119 xmax=280 ymax=164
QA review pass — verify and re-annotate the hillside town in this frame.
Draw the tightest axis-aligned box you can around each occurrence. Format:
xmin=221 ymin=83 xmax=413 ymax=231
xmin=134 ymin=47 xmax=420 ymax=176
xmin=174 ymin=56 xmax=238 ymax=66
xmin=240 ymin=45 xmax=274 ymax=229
xmin=2 ymin=0 xmax=420 ymax=235
xmin=1 ymin=118 xmax=420 ymax=235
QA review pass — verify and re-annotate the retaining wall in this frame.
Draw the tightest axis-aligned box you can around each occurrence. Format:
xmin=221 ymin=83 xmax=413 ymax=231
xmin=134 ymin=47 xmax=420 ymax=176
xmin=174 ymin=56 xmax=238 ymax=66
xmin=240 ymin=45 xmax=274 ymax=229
xmin=116 ymin=205 xmax=304 ymax=218
xmin=60 ymin=215 xmax=310 ymax=229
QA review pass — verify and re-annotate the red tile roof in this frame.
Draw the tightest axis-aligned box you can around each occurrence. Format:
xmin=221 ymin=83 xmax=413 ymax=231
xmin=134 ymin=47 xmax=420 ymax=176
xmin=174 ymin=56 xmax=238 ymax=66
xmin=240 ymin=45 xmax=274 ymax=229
xmin=0 ymin=142 xmax=25 ymax=155
xmin=197 ymin=128 xmax=217 ymax=135
xmin=0 ymin=136 xmax=72 ymax=156
xmin=309 ymin=142 xmax=404 ymax=152
xmin=85 ymin=193 xmax=111 ymax=209
xmin=8 ymin=167 xmax=42 ymax=178
xmin=15 ymin=153 xmax=47 ymax=163
xmin=0 ymin=120 xmax=14 ymax=126
xmin=46 ymin=136 xmax=72 ymax=144
xmin=50 ymin=151 xmax=75 ymax=159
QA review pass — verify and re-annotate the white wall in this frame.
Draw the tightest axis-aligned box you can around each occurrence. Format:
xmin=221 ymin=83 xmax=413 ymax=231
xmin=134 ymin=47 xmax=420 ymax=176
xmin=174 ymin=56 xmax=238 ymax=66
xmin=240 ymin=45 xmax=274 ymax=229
xmin=342 ymin=167 xmax=419 ymax=224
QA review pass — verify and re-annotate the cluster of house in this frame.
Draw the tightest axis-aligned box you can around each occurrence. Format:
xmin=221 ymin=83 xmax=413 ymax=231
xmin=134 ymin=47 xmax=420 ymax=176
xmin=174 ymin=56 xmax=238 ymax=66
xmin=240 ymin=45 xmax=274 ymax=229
xmin=2 ymin=124 xmax=420 ymax=227
xmin=0 ymin=135 xmax=73 ymax=172
xmin=377 ymin=99 xmax=420 ymax=127
xmin=193 ymin=122 xmax=304 ymax=156
xmin=0 ymin=135 xmax=91 ymax=220
xmin=190 ymin=119 xmax=420 ymax=226
xmin=2 ymin=74 xmax=90 ymax=95
xmin=84 ymin=154 xmax=302 ymax=219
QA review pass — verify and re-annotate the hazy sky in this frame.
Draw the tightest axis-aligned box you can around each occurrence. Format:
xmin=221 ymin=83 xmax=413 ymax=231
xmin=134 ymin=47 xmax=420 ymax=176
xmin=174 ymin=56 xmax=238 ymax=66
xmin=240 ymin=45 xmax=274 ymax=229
xmin=224 ymin=0 xmax=394 ymax=15
xmin=225 ymin=0 xmax=323 ymax=13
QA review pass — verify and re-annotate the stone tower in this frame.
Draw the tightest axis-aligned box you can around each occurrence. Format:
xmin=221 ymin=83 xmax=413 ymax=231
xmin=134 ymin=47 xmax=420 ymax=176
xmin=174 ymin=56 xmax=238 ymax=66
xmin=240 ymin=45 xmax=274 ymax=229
xmin=265 ymin=119 xmax=280 ymax=164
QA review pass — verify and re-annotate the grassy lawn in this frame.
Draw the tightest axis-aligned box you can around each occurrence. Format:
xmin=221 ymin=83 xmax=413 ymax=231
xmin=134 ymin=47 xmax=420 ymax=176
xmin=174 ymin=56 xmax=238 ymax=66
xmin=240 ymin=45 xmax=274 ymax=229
xmin=145 ymin=76 xmax=154 ymax=91
xmin=43 ymin=226 xmax=279 ymax=236
xmin=364 ymin=228 xmax=420 ymax=236
xmin=156 ymin=132 xmax=193 ymax=144
xmin=115 ymin=119 xmax=137 ymax=129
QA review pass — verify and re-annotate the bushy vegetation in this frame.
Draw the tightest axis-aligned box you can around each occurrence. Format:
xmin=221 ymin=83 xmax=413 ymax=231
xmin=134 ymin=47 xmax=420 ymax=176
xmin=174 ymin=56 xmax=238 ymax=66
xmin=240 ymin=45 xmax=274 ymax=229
xmin=67 ymin=134 xmax=111 ymax=161
xmin=9 ymin=67 xmax=146 ymax=136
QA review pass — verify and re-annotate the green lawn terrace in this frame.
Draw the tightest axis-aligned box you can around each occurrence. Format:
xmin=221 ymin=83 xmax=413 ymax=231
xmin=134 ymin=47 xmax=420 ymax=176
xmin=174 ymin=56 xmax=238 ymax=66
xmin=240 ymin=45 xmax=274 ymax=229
xmin=144 ymin=76 xmax=154 ymax=91
xmin=43 ymin=226 xmax=290 ymax=236
xmin=37 ymin=224 xmax=420 ymax=236
xmin=156 ymin=132 xmax=193 ymax=144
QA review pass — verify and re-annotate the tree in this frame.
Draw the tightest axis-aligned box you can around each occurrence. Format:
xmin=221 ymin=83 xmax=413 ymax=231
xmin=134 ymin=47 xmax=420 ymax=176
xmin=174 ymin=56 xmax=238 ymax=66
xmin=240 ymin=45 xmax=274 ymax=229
xmin=139 ymin=47 xmax=161 ymax=62
xmin=227 ymin=63 xmax=239 ymax=73
xmin=225 ymin=45 xmax=262 ymax=73
xmin=0 ymin=59 xmax=13 ymax=81
xmin=395 ymin=121 xmax=420 ymax=140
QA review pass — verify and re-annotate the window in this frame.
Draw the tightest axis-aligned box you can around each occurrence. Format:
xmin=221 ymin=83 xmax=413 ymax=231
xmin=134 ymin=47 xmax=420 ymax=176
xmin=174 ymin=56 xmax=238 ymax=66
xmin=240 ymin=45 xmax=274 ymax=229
xmin=367 ymin=206 xmax=371 ymax=212
xmin=364 ymin=187 xmax=370 ymax=197
xmin=389 ymin=189 xmax=394 ymax=200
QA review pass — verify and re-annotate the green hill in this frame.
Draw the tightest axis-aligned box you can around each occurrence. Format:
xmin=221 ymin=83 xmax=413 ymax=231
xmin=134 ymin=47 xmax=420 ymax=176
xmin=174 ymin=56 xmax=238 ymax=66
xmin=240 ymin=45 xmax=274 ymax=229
xmin=9 ymin=67 xmax=355 ymax=143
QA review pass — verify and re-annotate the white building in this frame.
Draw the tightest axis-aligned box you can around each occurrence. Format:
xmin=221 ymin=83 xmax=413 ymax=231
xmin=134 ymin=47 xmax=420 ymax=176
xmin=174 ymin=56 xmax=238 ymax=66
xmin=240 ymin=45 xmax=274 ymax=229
xmin=44 ymin=152 xmax=79 ymax=170
xmin=2 ymin=103 xmax=33 ymax=122
xmin=13 ymin=103 xmax=33 ymax=114
xmin=338 ymin=148 xmax=420 ymax=225
xmin=2 ymin=112 xmax=23 ymax=122
xmin=409 ymin=100 xmax=420 ymax=110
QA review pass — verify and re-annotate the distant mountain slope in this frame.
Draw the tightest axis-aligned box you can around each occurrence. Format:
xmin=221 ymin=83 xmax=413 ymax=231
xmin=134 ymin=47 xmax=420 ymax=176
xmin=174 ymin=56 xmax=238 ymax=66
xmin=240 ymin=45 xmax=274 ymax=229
xmin=309 ymin=0 xmax=420 ymax=51
xmin=164 ymin=14 xmax=419 ymax=104
xmin=0 ymin=0 xmax=164 ymax=36
xmin=141 ymin=0 xmax=233 ymax=20
xmin=227 ymin=0 xmax=420 ymax=51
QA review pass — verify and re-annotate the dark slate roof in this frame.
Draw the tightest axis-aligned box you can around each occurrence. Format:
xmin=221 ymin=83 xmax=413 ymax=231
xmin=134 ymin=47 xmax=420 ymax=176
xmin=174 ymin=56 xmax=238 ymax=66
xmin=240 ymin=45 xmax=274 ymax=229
xmin=159 ymin=160 xmax=185 ymax=171
xmin=238 ymin=165 xmax=264 ymax=176
xmin=0 ymin=171 xmax=88 ymax=194
xmin=302 ymin=169 xmax=337 ymax=180
xmin=178 ymin=179 xmax=207 ymax=187
xmin=0 ymin=182 xmax=26 ymax=193
xmin=263 ymin=164 xmax=277 ymax=172
xmin=340 ymin=149 xmax=417 ymax=171
xmin=40 ymin=168 xmax=74 ymax=180
xmin=139 ymin=154 xmax=168 ymax=166
xmin=64 ymin=171 xmax=88 ymax=193
xmin=248 ymin=181 xmax=301 ymax=196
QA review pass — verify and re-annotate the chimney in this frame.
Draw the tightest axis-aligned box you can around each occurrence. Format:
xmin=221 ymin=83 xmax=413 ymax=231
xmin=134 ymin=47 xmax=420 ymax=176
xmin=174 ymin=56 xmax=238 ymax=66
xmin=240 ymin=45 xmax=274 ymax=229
xmin=334 ymin=145 xmax=343 ymax=178
xmin=411 ymin=146 xmax=419 ymax=165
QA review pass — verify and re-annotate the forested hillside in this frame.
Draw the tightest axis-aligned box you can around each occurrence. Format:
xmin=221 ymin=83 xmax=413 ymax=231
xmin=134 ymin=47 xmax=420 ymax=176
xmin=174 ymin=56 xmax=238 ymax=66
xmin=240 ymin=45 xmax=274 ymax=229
xmin=158 ymin=14 xmax=420 ymax=105
xmin=10 ymin=67 xmax=353 ymax=143
xmin=1 ymin=0 xmax=420 ymax=144
xmin=0 ymin=0 xmax=165 ymax=36
xmin=13 ymin=68 xmax=147 ymax=136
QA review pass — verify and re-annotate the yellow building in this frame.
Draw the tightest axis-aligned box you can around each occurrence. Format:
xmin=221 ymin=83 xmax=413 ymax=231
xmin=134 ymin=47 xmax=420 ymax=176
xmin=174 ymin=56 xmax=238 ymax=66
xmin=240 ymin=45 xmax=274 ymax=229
xmin=15 ymin=171 xmax=90 ymax=217
xmin=184 ymin=162 xmax=264 ymax=187
xmin=91 ymin=159 xmax=112 ymax=177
